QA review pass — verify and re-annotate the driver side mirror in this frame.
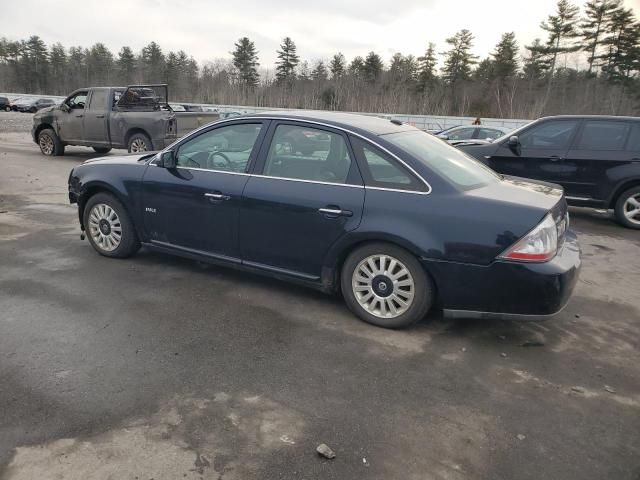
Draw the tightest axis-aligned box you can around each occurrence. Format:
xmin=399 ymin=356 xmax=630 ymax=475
xmin=507 ymin=135 xmax=521 ymax=155
xmin=159 ymin=150 xmax=177 ymax=169
xmin=60 ymin=103 xmax=70 ymax=113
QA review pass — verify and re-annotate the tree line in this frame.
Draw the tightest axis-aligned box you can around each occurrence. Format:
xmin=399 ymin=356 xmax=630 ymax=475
xmin=1 ymin=0 xmax=639 ymax=118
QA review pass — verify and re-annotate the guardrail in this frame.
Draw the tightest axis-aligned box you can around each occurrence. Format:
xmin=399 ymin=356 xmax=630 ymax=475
xmin=1 ymin=92 xmax=531 ymax=132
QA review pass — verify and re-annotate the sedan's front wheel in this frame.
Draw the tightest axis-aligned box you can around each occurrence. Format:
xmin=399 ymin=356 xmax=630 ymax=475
xmin=341 ymin=243 xmax=434 ymax=328
xmin=83 ymin=193 xmax=140 ymax=258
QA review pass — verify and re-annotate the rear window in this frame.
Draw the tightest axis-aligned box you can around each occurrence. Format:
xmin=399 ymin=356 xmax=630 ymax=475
xmin=576 ymin=121 xmax=630 ymax=151
xmin=384 ymin=130 xmax=500 ymax=189
xmin=626 ymin=123 xmax=640 ymax=152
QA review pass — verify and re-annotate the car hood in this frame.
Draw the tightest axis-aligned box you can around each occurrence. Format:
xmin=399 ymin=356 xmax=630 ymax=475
xmin=37 ymin=106 xmax=56 ymax=114
xmin=82 ymin=153 xmax=156 ymax=166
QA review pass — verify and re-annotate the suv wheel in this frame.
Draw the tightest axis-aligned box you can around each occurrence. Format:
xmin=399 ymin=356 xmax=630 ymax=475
xmin=614 ymin=186 xmax=640 ymax=229
xmin=38 ymin=128 xmax=65 ymax=156
xmin=83 ymin=193 xmax=141 ymax=258
xmin=341 ymin=242 xmax=434 ymax=329
xmin=128 ymin=133 xmax=152 ymax=153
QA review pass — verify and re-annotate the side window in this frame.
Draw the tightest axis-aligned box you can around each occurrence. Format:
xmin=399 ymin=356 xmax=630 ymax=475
xmin=176 ymin=123 xmax=263 ymax=172
xmin=519 ymin=120 xmax=579 ymax=149
xmin=575 ymin=120 xmax=630 ymax=151
xmin=626 ymin=123 xmax=640 ymax=152
xmin=478 ymin=128 xmax=503 ymax=140
xmin=448 ymin=128 xmax=475 ymax=140
xmin=87 ymin=90 xmax=108 ymax=111
xmin=351 ymin=137 xmax=423 ymax=191
xmin=263 ymin=124 xmax=353 ymax=184
xmin=66 ymin=92 xmax=88 ymax=110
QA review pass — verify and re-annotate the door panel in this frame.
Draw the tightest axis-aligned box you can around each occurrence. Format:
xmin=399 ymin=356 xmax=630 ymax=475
xmin=58 ymin=91 xmax=88 ymax=143
xmin=83 ymin=89 xmax=109 ymax=145
xmin=239 ymin=122 xmax=364 ymax=278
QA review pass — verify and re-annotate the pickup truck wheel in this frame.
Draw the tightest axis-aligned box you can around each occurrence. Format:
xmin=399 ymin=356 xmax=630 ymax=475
xmin=92 ymin=147 xmax=112 ymax=154
xmin=83 ymin=193 xmax=141 ymax=258
xmin=614 ymin=186 xmax=640 ymax=229
xmin=29 ymin=107 xmax=37 ymax=113
xmin=38 ymin=128 xmax=65 ymax=156
xmin=4 ymin=106 xmax=9 ymax=112
xmin=128 ymin=133 xmax=152 ymax=153
xmin=341 ymin=242 xmax=434 ymax=329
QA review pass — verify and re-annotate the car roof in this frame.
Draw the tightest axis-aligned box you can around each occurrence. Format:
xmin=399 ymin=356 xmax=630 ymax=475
xmin=247 ymin=110 xmax=418 ymax=136
xmin=539 ymin=114 xmax=640 ymax=121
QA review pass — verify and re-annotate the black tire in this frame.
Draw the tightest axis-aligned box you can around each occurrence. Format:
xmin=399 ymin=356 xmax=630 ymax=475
xmin=30 ymin=107 xmax=37 ymax=113
xmin=83 ymin=192 xmax=141 ymax=258
xmin=93 ymin=147 xmax=112 ymax=154
xmin=341 ymin=242 xmax=434 ymax=329
xmin=38 ymin=128 xmax=65 ymax=156
xmin=4 ymin=106 xmax=9 ymax=112
xmin=127 ymin=132 xmax=152 ymax=153
xmin=614 ymin=186 xmax=640 ymax=229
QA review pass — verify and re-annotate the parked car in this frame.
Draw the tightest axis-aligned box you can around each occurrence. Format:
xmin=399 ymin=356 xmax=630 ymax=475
xmin=437 ymin=125 xmax=509 ymax=143
xmin=219 ymin=111 xmax=243 ymax=119
xmin=32 ymin=85 xmax=177 ymax=156
xmin=458 ymin=115 xmax=640 ymax=229
xmin=0 ymin=96 xmax=10 ymax=112
xmin=169 ymin=103 xmax=186 ymax=112
xmin=68 ymin=111 xmax=580 ymax=329
xmin=14 ymin=97 xmax=56 ymax=113
xmin=184 ymin=105 xmax=204 ymax=112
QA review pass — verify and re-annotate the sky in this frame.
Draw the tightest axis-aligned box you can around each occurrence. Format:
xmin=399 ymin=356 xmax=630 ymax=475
xmin=1 ymin=0 xmax=639 ymax=70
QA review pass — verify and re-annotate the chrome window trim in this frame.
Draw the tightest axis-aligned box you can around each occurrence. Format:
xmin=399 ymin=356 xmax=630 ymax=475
xmin=156 ymin=115 xmax=433 ymax=194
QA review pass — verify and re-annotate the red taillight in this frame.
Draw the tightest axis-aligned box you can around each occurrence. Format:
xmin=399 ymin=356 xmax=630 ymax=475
xmin=499 ymin=213 xmax=558 ymax=263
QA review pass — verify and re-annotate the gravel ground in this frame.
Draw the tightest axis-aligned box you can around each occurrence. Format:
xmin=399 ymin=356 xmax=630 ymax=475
xmin=0 ymin=112 xmax=33 ymax=133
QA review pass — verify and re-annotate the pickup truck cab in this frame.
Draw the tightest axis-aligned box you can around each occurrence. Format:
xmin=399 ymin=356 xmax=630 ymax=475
xmin=459 ymin=115 xmax=640 ymax=229
xmin=32 ymin=85 xmax=177 ymax=156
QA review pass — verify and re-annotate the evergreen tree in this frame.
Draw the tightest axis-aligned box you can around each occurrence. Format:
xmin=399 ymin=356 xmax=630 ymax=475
xmin=141 ymin=41 xmax=165 ymax=82
xmin=348 ymin=56 xmax=365 ymax=78
xmin=417 ymin=43 xmax=437 ymax=93
xmin=329 ymin=53 xmax=346 ymax=78
xmin=524 ymin=39 xmax=552 ymax=79
xmin=363 ymin=51 xmax=383 ymax=83
xmin=116 ymin=46 xmax=136 ymax=85
xmin=86 ymin=43 xmax=113 ymax=86
xmin=275 ymin=37 xmax=299 ymax=84
xmin=581 ymin=0 xmax=621 ymax=73
xmin=600 ymin=7 xmax=640 ymax=82
xmin=232 ymin=37 xmax=260 ymax=87
xmin=49 ymin=43 xmax=67 ymax=93
xmin=311 ymin=60 xmax=328 ymax=81
xmin=540 ymin=0 xmax=581 ymax=76
xmin=441 ymin=29 xmax=477 ymax=85
xmin=491 ymin=32 xmax=519 ymax=78
xmin=298 ymin=60 xmax=310 ymax=81
xmin=24 ymin=35 xmax=49 ymax=92
xmin=474 ymin=58 xmax=495 ymax=81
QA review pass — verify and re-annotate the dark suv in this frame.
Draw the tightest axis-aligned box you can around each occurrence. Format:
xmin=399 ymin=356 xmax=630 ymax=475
xmin=459 ymin=116 xmax=640 ymax=229
xmin=0 ymin=97 xmax=10 ymax=112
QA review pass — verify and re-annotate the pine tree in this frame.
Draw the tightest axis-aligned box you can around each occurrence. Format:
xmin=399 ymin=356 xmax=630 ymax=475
xmin=298 ymin=60 xmax=310 ymax=81
xmin=232 ymin=37 xmax=260 ymax=88
xmin=491 ymin=32 xmax=519 ymax=79
xmin=329 ymin=53 xmax=346 ymax=78
xmin=474 ymin=58 xmax=495 ymax=81
xmin=600 ymin=7 xmax=640 ymax=82
xmin=417 ymin=43 xmax=437 ymax=93
xmin=524 ymin=39 xmax=552 ymax=79
xmin=24 ymin=35 xmax=49 ymax=92
xmin=49 ymin=43 xmax=67 ymax=93
xmin=363 ymin=51 xmax=383 ymax=83
xmin=116 ymin=46 xmax=136 ymax=85
xmin=141 ymin=41 xmax=165 ymax=82
xmin=540 ymin=0 xmax=581 ymax=76
xmin=441 ymin=29 xmax=477 ymax=85
xmin=581 ymin=0 xmax=621 ymax=73
xmin=275 ymin=37 xmax=299 ymax=84
xmin=348 ymin=56 xmax=365 ymax=78
xmin=86 ymin=43 xmax=113 ymax=86
xmin=311 ymin=60 xmax=328 ymax=81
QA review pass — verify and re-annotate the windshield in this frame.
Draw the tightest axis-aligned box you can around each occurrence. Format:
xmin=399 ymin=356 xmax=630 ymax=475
xmin=384 ymin=130 xmax=500 ymax=189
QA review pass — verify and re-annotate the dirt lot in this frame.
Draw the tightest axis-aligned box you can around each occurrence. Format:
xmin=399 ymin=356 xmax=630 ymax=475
xmin=0 ymin=119 xmax=639 ymax=480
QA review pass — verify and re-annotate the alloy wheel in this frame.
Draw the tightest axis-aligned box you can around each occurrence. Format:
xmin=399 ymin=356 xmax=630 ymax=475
xmin=623 ymin=194 xmax=640 ymax=225
xmin=39 ymin=134 xmax=54 ymax=155
xmin=88 ymin=204 xmax=122 ymax=252
xmin=352 ymin=254 xmax=415 ymax=319
xmin=130 ymin=138 xmax=148 ymax=152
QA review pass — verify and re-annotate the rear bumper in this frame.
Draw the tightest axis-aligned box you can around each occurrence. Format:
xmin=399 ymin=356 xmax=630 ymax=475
xmin=423 ymin=230 xmax=581 ymax=320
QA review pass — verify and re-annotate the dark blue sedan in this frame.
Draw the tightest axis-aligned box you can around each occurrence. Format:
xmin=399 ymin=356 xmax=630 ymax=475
xmin=68 ymin=111 xmax=581 ymax=328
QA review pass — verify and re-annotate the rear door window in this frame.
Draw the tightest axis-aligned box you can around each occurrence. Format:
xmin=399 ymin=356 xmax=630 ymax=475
xmin=625 ymin=123 xmax=640 ymax=152
xmin=447 ymin=128 xmax=475 ymax=141
xmin=576 ymin=120 xmax=630 ymax=151
xmin=478 ymin=128 xmax=503 ymax=140
xmin=263 ymin=124 xmax=353 ymax=184
xmin=519 ymin=120 xmax=579 ymax=149
xmin=87 ymin=90 xmax=108 ymax=111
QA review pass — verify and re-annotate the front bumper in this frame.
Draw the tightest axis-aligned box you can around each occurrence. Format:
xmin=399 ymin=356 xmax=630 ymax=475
xmin=423 ymin=230 xmax=581 ymax=320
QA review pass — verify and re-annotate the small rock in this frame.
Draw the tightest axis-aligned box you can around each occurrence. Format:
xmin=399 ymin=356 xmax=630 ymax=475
xmin=575 ymin=314 xmax=580 ymax=318
xmin=461 ymin=347 xmax=467 ymax=352
xmin=517 ymin=434 xmax=526 ymax=441
xmin=316 ymin=443 xmax=336 ymax=459
xmin=363 ymin=457 xmax=369 ymax=466
xmin=604 ymin=385 xmax=616 ymax=394
xmin=498 ymin=335 xmax=506 ymax=340
xmin=571 ymin=386 xmax=585 ymax=394
xmin=500 ymin=352 xmax=507 ymax=358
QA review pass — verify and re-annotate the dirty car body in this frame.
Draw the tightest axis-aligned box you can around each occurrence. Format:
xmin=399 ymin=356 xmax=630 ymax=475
xmin=68 ymin=111 xmax=581 ymax=328
xmin=32 ymin=85 xmax=177 ymax=154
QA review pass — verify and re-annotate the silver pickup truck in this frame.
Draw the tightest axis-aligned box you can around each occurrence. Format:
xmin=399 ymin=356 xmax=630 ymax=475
xmin=32 ymin=85 xmax=178 ymax=156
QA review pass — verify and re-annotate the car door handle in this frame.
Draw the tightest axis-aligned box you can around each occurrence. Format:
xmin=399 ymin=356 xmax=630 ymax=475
xmin=204 ymin=192 xmax=230 ymax=201
xmin=549 ymin=155 xmax=563 ymax=162
xmin=75 ymin=114 xmax=83 ymax=118
xmin=96 ymin=114 xmax=105 ymax=118
xmin=318 ymin=207 xmax=352 ymax=217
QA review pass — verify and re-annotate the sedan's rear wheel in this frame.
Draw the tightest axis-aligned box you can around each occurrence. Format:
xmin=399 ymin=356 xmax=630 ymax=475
xmin=83 ymin=193 xmax=140 ymax=258
xmin=341 ymin=243 xmax=434 ymax=328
